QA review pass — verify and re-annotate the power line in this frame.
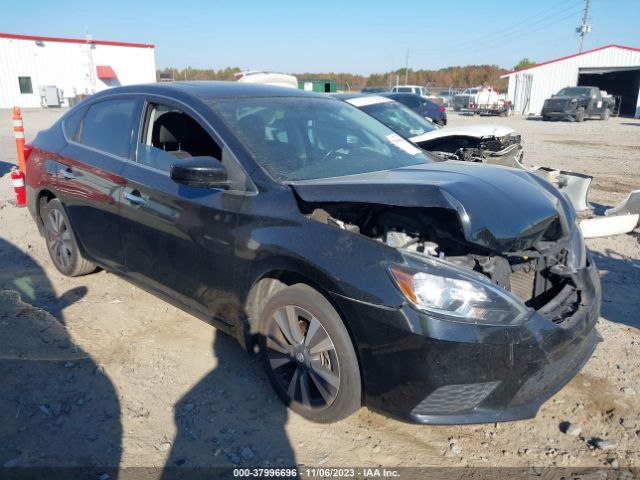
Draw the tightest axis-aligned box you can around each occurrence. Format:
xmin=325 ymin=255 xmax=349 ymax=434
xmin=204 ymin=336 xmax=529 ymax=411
xmin=411 ymin=0 xmax=584 ymax=59
xmin=411 ymin=4 xmax=584 ymax=62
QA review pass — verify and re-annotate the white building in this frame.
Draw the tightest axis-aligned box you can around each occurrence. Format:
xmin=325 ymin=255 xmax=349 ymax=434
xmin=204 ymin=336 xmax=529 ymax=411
xmin=502 ymin=44 xmax=640 ymax=118
xmin=0 ymin=32 xmax=156 ymax=109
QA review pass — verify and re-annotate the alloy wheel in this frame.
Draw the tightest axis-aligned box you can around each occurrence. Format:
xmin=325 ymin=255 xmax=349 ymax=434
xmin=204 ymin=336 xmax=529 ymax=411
xmin=265 ymin=305 xmax=340 ymax=409
xmin=46 ymin=209 xmax=73 ymax=271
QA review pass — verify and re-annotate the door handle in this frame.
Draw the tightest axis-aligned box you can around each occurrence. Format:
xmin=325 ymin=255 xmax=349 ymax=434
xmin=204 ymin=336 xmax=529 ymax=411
xmin=124 ymin=191 xmax=146 ymax=205
xmin=61 ymin=168 xmax=76 ymax=180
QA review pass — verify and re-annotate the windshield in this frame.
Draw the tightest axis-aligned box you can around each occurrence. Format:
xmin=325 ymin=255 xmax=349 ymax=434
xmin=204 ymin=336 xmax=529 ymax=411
xmin=209 ymin=97 xmax=429 ymax=182
xmin=557 ymin=87 xmax=591 ymax=96
xmin=359 ymin=100 xmax=437 ymax=139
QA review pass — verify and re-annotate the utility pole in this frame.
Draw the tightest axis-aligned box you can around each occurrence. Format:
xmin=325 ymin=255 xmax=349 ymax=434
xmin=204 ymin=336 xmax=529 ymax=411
xmin=576 ymin=0 xmax=591 ymax=53
xmin=404 ymin=49 xmax=409 ymax=85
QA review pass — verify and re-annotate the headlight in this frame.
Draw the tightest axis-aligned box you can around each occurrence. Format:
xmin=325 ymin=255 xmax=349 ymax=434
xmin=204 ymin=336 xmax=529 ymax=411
xmin=388 ymin=255 xmax=530 ymax=326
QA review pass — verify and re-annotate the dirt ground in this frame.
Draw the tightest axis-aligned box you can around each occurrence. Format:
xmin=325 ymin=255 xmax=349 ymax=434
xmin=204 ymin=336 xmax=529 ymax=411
xmin=0 ymin=108 xmax=639 ymax=477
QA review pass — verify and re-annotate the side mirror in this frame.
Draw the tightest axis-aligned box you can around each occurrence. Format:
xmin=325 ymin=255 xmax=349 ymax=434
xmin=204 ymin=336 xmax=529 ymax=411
xmin=170 ymin=156 xmax=228 ymax=189
xmin=591 ymin=94 xmax=597 ymax=99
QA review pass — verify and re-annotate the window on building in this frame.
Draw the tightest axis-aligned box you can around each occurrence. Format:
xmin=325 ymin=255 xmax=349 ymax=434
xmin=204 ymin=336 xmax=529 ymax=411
xmin=18 ymin=77 xmax=33 ymax=94
xmin=78 ymin=99 xmax=137 ymax=158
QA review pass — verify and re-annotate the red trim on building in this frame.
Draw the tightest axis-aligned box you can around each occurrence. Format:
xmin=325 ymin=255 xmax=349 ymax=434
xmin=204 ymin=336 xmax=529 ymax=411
xmin=0 ymin=32 xmax=154 ymax=49
xmin=501 ymin=44 xmax=640 ymax=77
xmin=96 ymin=65 xmax=117 ymax=79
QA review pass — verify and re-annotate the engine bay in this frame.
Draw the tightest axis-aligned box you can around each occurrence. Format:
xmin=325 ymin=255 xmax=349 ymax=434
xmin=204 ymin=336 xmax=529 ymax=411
xmin=307 ymin=202 xmax=575 ymax=314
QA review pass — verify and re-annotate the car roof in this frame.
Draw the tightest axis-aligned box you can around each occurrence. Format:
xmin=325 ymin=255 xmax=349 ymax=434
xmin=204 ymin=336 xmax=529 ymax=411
xmin=87 ymin=81 xmax=329 ymax=102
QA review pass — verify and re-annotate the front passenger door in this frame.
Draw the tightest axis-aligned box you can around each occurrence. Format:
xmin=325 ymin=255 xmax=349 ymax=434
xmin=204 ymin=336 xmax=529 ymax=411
xmin=120 ymin=100 xmax=246 ymax=327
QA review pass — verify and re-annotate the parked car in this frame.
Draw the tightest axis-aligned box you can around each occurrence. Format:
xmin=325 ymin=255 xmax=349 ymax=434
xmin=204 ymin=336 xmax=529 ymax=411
xmin=541 ymin=86 xmax=614 ymax=122
xmin=26 ymin=82 xmax=600 ymax=425
xmin=452 ymin=87 xmax=479 ymax=111
xmin=381 ymin=92 xmax=447 ymax=125
xmin=437 ymin=89 xmax=458 ymax=107
xmin=391 ymin=84 xmax=430 ymax=97
xmin=337 ymin=94 xmax=523 ymax=167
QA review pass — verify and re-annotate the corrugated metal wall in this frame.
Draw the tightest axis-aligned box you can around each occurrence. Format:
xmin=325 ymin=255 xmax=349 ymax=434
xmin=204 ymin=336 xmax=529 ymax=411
xmin=505 ymin=47 xmax=640 ymax=118
xmin=0 ymin=37 xmax=156 ymax=108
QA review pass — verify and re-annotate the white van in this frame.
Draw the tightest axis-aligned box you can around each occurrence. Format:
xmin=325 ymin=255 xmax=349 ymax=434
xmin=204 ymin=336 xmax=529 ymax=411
xmin=391 ymin=85 xmax=430 ymax=97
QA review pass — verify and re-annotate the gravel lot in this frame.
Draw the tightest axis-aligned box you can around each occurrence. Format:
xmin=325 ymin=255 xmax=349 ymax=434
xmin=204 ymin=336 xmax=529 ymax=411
xmin=0 ymin=108 xmax=638 ymax=477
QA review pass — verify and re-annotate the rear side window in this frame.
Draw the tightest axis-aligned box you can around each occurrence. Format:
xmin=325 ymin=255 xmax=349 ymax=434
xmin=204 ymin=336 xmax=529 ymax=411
xmin=62 ymin=106 xmax=88 ymax=139
xmin=78 ymin=99 xmax=137 ymax=158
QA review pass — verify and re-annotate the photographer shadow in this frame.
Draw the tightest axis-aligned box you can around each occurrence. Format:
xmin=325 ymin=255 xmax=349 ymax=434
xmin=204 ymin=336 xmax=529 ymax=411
xmin=161 ymin=332 xmax=297 ymax=479
xmin=0 ymin=238 xmax=121 ymax=475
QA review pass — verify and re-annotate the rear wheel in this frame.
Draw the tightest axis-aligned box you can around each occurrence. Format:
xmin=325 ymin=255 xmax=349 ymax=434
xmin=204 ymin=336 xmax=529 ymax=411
xmin=44 ymin=198 xmax=96 ymax=277
xmin=258 ymin=284 xmax=361 ymax=423
xmin=542 ymin=115 xmax=550 ymax=121
xmin=600 ymin=108 xmax=610 ymax=120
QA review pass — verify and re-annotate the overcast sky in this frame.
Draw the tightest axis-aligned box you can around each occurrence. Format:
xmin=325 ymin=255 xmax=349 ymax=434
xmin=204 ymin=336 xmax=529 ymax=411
xmin=3 ymin=0 xmax=638 ymax=74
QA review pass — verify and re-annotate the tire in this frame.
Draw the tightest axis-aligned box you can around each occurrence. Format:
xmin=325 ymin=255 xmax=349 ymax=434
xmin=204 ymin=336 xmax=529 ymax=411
xmin=600 ymin=108 xmax=610 ymax=120
xmin=258 ymin=284 xmax=361 ymax=423
xmin=43 ymin=198 xmax=96 ymax=277
xmin=575 ymin=107 xmax=585 ymax=122
xmin=542 ymin=115 xmax=550 ymax=122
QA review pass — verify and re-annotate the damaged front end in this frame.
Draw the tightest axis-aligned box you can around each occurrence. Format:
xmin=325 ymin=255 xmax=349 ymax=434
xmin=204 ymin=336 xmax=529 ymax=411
xmin=415 ymin=133 xmax=524 ymax=168
xmin=303 ymin=199 xmax=586 ymax=327
xmin=292 ymin=161 xmax=601 ymax=423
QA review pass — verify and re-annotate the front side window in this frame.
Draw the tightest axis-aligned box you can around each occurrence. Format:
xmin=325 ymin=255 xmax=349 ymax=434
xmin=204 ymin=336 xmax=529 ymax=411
xmin=18 ymin=77 xmax=33 ymax=94
xmin=137 ymin=103 xmax=222 ymax=172
xmin=78 ymin=99 xmax=137 ymax=158
xmin=360 ymin=101 xmax=437 ymax=138
xmin=209 ymin=97 xmax=429 ymax=182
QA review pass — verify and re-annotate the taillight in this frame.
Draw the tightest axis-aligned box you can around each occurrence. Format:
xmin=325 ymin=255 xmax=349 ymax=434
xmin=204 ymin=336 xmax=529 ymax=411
xmin=23 ymin=144 xmax=33 ymax=162
xmin=438 ymin=106 xmax=446 ymax=112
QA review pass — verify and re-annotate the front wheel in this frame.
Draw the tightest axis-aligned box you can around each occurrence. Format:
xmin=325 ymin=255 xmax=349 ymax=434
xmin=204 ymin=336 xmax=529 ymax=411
xmin=575 ymin=107 xmax=585 ymax=122
xmin=600 ymin=108 xmax=610 ymax=120
xmin=44 ymin=198 xmax=96 ymax=276
xmin=258 ymin=284 xmax=361 ymax=423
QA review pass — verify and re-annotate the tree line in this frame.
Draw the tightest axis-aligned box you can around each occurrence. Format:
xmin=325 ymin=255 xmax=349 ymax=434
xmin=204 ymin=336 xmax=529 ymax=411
xmin=156 ymin=62 xmax=536 ymax=92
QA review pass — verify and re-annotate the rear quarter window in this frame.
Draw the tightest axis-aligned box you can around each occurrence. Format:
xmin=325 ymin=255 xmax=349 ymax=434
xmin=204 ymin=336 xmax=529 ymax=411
xmin=77 ymin=98 xmax=137 ymax=158
xmin=62 ymin=106 xmax=88 ymax=140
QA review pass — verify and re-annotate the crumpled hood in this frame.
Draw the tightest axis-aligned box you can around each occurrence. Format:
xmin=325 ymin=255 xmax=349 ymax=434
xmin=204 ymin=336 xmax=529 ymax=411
xmin=410 ymin=124 xmax=516 ymax=143
xmin=291 ymin=161 xmax=576 ymax=252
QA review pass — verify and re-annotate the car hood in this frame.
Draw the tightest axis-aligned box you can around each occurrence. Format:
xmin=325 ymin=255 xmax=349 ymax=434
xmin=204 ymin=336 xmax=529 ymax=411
xmin=410 ymin=124 xmax=516 ymax=143
xmin=290 ymin=161 xmax=574 ymax=252
xmin=547 ymin=95 xmax=581 ymax=102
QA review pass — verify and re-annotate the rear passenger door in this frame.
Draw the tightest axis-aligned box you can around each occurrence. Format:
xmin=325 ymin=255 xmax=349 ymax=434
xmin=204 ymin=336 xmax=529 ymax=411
xmin=56 ymin=96 xmax=139 ymax=271
xmin=120 ymin=98 xmax=249 ymax=326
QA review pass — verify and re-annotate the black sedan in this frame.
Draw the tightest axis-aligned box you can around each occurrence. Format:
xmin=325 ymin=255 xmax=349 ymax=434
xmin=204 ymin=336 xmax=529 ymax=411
xmin=381 ymin=92 xmax=448 ymax=125
xmin=25 ymin=82 xmax=600 ymax=424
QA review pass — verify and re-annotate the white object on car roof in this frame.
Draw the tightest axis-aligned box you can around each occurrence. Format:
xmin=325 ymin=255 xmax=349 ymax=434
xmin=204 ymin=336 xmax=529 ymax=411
xmin=235 ymin=71 xmax=298 ymax=89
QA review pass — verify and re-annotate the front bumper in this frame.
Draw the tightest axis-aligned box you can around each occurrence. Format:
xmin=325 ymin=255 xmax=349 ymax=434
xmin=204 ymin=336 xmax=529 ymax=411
xmin=332 ymin=257 xmax=601 ymax=424
xmin=542 ymin=108 xmax=579 ymax=120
